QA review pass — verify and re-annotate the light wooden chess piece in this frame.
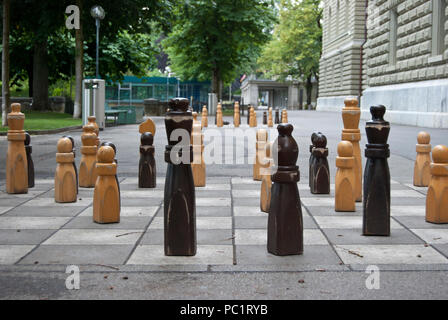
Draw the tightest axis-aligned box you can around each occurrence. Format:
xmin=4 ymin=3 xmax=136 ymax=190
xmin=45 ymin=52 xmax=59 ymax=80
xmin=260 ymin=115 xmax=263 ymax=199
xmin=234 ymin=101 xmax=240 ymax=127
xmin=139 ymin=117 xmax=156 ymax=136
xmin=342 ymin=97 xmax=362 ymax=202
xmin=192 ymin=112 xmax=199 ymax=126
xmin=201 ymin=105 xmax=208 ymax=128
xmin=414 ymin=131 xmax=431 ymax=187
xmin=55 ymin=137 xmax=77 ymax=203
xmin=425 ymin=145 xmax=448 ymax=224
xmin=253 ymin=129 xmax=268 ymax=181
xmin=79 ymin=124 xmax=98 ymax=187
xmin=260 ymin=141 xmax=273 ymax=213
xmin=93 ymin=146 xmax=120 ymax=224
xmin=216 ymin=103 xmax=223 ymax=127
xmin=249 ymin=107 xmax=254 ymax=127
xmin=335 ymin=141 xmax=356 ymax=212
xmin=6 ymin=103 xmax=28 ymax=194
xmin=268 ymin=107 xmax=273 ymax=127
xmin=191 ymin=121 xmax=206 ymax=187
xmin=87 ymin=116 xmax=100 ymax=146
xmin=281 ymin=109 xmax=288 ymax=123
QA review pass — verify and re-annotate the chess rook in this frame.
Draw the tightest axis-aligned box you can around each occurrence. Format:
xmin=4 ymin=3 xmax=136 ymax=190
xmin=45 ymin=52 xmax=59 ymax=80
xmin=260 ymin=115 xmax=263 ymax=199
xmin=253 ymin=129 xmax=268 ymax=181
xmin=268 ymin=123 xmax=303 ymax=256
xmin=426 ymin=145 xmax=448 ymax=224
xmin=234 ymin=101 xmax=240 ymax=127
xmin=335 ymin=141 xmax=356 ymax=212
xmin=363 ymin=105 xmax=391 ymax=236
xmin=24 ymin=132 xmax=35 ymax=188
xmin=55 ymin=137 xmax=77 ymax=203
xmin=342 ymin=98 xmax=362 ymax=201
xmin=414 ymin=131 xmax=431 ymax=187
xmin=6 ymin=103 xmax=28 ymax=194
xmin=93 ymin=146 xmax=120 ymax=224
xmin=310 ymin=133 xmax=330 ymax=194
xmin=164 ymin=98 xmax=196 ymax=256
xmin=139 ymin=132 xmax=156 ymax=188
xmin=201 ymin=105 xmax=208 ymax=128
xmin=274 ymin=108 xmax=280 ymax=124
xmin=260 ymin=142 xmax=273 ymax=213
xmin=79 ymin=124 xmax=98 ymax=187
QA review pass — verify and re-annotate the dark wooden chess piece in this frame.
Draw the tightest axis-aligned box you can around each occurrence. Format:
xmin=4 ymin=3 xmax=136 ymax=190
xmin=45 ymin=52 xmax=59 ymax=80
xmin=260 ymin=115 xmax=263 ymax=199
xmin=263 ymin=111 xmax=267 ymax=125
xmin=63 ymin=136 xmax=78 ymax=194
xmin=139 ymin=132 xmax=156 ymax=188
xmin=363 ymin=105 xmax=390 ymax=236
xmin=274 ymin=108 xmax=280 ymax=124
xmin=24 ymin=132 xmax=34 ymax=188
xmin=310 ymin=133 xmax=330 ymax=194
xmin=309 ymin=132 xmax=319 ymax=187
xmin=164 ymin=98 xmax=196 ymax=256
xmin=247 ymin=105 xmax=251 ymax=125
xmin=268 ymin=123 xmax=303 ymax=256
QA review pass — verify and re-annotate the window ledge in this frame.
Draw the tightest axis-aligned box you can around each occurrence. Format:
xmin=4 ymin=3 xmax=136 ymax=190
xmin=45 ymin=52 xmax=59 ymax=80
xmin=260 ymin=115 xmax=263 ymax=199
xmin=428 ymin=55 xmax=444 ymax=64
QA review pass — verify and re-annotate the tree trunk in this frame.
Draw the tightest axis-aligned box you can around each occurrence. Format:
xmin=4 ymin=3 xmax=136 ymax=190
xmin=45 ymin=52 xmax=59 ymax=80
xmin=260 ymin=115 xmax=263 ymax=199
xmin=27 ymin=62 xmax=33 ymax=98
xmin=32 ymin=40 xmax=49 ymax=111
xmin=212 ymin=68 xmax=221 ymax=101
xmin=2 ymin=0 xmax=11 ymax=127
xmin=73 ymin=0 xmax=83 ymax=119
xmin=305 ymin=75 xmax=312 ymax=109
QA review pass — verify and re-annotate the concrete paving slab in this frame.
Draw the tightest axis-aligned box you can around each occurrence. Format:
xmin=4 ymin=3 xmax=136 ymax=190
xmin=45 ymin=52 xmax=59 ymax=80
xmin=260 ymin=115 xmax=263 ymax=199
xmin=4 ymin=206 xmax=84 ymax=217
xmin=121 ymin=198 xmax=163 ymax=207
xmin=149 ymin=217 xmax=232 ymax=230
xmin=0 ymin=245 xmax=35 ymax=264
xmin=22 ymin=198 xmax=92 ymax=207
xmin=141 ymin=229 xmax=233 ymax=245
xmin=314 ymin=216 xmax=403 ymax=229
xmin=196 ymin=197 xmax=231 ymax=207
xmin=0 ymin=207 xmax=12 ymax=215
xmin=305 ymin=206 xmax=362 ymax=216
xmin=234 ymin=216 xmax=318 ymax=229
xmin=0 ymin=229 xmax=55 ymax=245
xmin=235 ymin=229 xmax=328 ymax=245
xmin=391 ymin=206 xmax=426 ymax=216
xmin=0 ymin=217 xmax=71 ymax=230
xmin=394 ymin=216 xmax=448 ymax=229
xmin=62 ymin=216 xmax=151 ymax=230
xmin=322 ymin=229 xmax=425 ymax=245
xmin=43 ymin=229 xmax=142 ymax=245
xmin=411 ymin=229 xmax=448 ymax=244
xmin=78 ymin=206 xmax=159 ymax=217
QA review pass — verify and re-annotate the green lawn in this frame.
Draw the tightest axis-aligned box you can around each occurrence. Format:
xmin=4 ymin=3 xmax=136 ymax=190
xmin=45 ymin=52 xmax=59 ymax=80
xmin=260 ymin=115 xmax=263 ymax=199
xmin=0 ymin=111 xmax=82 ymax=132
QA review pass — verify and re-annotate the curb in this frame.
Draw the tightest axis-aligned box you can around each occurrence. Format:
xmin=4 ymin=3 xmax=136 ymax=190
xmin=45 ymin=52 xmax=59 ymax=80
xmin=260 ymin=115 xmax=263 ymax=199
xmin=0 ymin=125 xmax=83 ymax=136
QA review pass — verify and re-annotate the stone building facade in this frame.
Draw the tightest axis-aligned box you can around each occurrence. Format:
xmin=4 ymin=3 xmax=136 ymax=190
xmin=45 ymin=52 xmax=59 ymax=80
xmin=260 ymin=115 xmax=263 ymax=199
xmin=317 ymin=0 xmax=448 ymax=128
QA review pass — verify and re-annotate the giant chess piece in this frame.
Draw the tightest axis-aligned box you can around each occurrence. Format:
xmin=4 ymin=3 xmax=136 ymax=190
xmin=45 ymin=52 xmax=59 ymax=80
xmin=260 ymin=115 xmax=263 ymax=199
xmin=139 ymin=117 xmax=156 ymax=136
xmin=310 ymin=133 xmax=330 ymax=194
xmin=281 ymin=109 xmax=288 ymax=123
xmin=268 ymin=107 xmax=273 ymax=127
xmin=100 ymin=141 xmax=121 ymax=208
xmin=335 ymin=141 xmax=356 ymax=212
xmin=363 ymin=105 xmax=390 ymax=236
xmin=24 ymin=132 xmax=35 ymax=188
xmin=274 ymin=108 xmax=280 ymax=124
xmin=6 ymin=103 xmax=28 ymax=194
xmin=234 ymin=101 xmax=240 ymax=127
xmin=63 ymin=136 xmax=78 ymax=194
xmin=191 ymin=120 xmax=206 ymax=187
xmin=263 ymin=111 xmax=267 ymax=125
xmin=55 ymin=137 xmax=77 ymax=203
xmin=201 ymin=105 xmax=208 ymax=128
xmin=139 ymin=132 xmax=156 ymax=188
xmin=426 ymin=145 xmax=448 ymax=224
xmin=414 ymin=132 xmax=431 ymax=187
xmin=309 ymin=132 xmax=320 ymax=187
xmin=93 ymin=146 xmax=120 ymax=224
xmin=216 ymin=103 xmax=223 ymax=127
xmin=87 ymin=116 xmax=100 ymax=146
xmin=79 ymin=124 xmax=98 ymax=187
xmin=164 ymin=98 xmax=196 ymax=256
xmin=260 ymin=142 xmax=273 ymax=213
xmin=247 ymin=105 xmax=251 ymax=125
xmin=253 ymin=129 xmax=268 ymax=181
xmin=268 ymin=123 xmax=303 ymax=256
xmin=342 ymin=98 xmax=362 ymax=201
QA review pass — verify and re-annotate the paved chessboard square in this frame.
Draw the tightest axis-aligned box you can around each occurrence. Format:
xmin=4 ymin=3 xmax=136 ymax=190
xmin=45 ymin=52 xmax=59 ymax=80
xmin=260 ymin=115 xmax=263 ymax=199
xmin=391 ymin=206 xmax=425 ymax=216
xmin=411 ymin=229 xmax=448 ymax=244
xmin=62 ymin=216 xmax=151 ymax=229
xmin=231 ymin=178 xmax=259 ymax=185
xmin=235 ymin=229 xmax=328 ymax=245
xmin=43 ymin=229 xmax=142 ymax=245
xmin=433 ymin=245 xmax=448 ymax=258
xmin=322 ymin=229 xmax=425 ymax=245
xmin=394 ymin=216 xmax=448 ymax=229
xmin=405 ymin=184 xmax=428 ymax=195
xmin=391 ymin=197 xmax=427 ymax=206
xmin=141 ymin=229 xmax=233 ymax=245
xmin=22 ymin=198 xmax=92 ymax=207
xmin=235 ymin=245 xmax=341 ymax=265
xmin=0 ymin=217 xmax=71 ymax=230
xmin=232 ymin=190 xmax=259 ymax=198
xmin=314 ymin=216 xmax=403 ymax=229
xmin=233 ymin=198 xmax=262 ymax=206
xmin=0 ymin=207 xmax=12 ymax=215
xmin=79 ymin=206 xmax=159 ymax=217
xmin=121 ymin=198 xmax=163 ymax=206
xmin=196 ymin=190 xmax=231 ymax=198
xmin=149 ymin=217 xmax=231 ymax=230
xmin=196 ymin=206 xmax=231 ymax=217
xmin=127 ymin=245 xmax=233 ymax=265
xmin=334 ymin=244 xmax=448 ymax=265
xmin=234 ymin=216 xmax=317 ymax=229
xmin=0 ymin=245 xmax=35 ymax=265
xmin=234 ymin=206 xmax=268 ymax=217
xmin=197 ymin=184 xmax=231 ymax=191
xmin=232 ymin=184 xmax=262 ymax=190
xmin=4 ymin=206 xmax=84 ymax=217
xmin=19 ymin=245 xmax=135 ymax=265
xmin=391 ymin=190 xmax=425 ymax=198
xmin=305 ymin=206 xmax=362 ymax=216
xmin=120 ymin=190 xmax=164 ymax=198
xmin=196 ymin=198 xmax=231 ymax=207
xmin=0 ymin=198 xmax=32 ymax=207
xmin=0 ymin=190 xmax=47 ymax=199
xmin=0 ymin=230 xmax=55 ymax=245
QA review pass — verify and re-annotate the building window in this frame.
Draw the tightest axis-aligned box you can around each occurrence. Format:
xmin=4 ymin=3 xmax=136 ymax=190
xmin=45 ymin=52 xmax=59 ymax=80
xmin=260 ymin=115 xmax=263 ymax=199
xmin=432 ymin=0 xmax=447 ymax=56
xmin=389 ymin=8 xmax=398 ymax=65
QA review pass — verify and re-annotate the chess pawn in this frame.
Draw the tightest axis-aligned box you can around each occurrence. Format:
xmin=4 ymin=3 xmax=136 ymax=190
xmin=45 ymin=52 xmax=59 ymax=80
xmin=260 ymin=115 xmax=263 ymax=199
xmin=6 ymin=103 xmax=28 ymax=194
xmin=63 ymin=136 xmax=78 ymax=194
xmin=249 ymin=107 xmax=254 ymax=127
xmin=247 ymin=105 xmax=251 ymax=125
xmin=310 ymin=133 xmax=330 ymax=194
xmin=24 ymin=132 xmax=35 ymax=188
xmin=192 ymin=112 xmax=199 ymax=125
xmin=268 ymin=123 xmax=303 ymax=256
xmin=234 ymin=101 xmax=240 ymax=127
xmin=164 ymin=98 xmax=196 ymax=256
xmin=335 ymin=141 xmax=356 ymax=212
xmin=201 ymin=105 xmax=208 ymax=128
xmin=426 ymin=145 xmax=448 ymax=223
xmin=139 ymin=132 xmax=156 ymax=188
xmin=191 ymin=130 xmax=206 ymax=187
xmin=342 ymin=97 xmax=362 ymax=202
xmin=55 ymin=137 xmax=77 ymax=203
xmin=268 ymin=107 xmax=273 ymax=127
xmin=363 ymin=105 xmax=390 ymax=236
xmin=79 ymin=124 xmax=98 ymax=187
xmin=309 ymin=132 xmax=320 ymax=187
xmin=274 ymin=108 xmax=280 ymax=124
xmin=87 ymin=116 xmax=100 ymax=146
xmin=93 ymin=146 xmax=120 ymax=224
xmin=216 ymin=103 xmax=223 ymax=127
xmin=260 ymin=142 xmax=273 ymax=213
xmin=253 ymin=129 xmax=268 ymax=181
xmin=281 ymin=109 xmax=288 ymax=123
xmin=100 ymin=141 xmax=121 ymax=208
xmin=263 ymin=111 xmax=267 ymax=125
xmin=413 ymin=132 xmax=431 ymax=187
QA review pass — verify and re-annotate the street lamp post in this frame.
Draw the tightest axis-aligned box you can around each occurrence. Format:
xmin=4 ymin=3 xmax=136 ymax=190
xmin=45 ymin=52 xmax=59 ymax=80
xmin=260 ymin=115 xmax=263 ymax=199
xmin=90 ymin=5 xmax=105 ymax=79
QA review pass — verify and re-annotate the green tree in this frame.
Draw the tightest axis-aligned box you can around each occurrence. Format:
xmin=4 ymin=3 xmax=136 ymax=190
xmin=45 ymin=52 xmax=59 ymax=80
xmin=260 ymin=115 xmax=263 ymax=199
xmin=163 ymin=0 xmax=275 ymax=100
xmin=258 ymin=0 xmax=322 ymax=106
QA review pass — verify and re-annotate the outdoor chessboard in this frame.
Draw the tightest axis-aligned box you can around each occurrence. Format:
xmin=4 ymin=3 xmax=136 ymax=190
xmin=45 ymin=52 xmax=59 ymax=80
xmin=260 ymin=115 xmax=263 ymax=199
xmin=0 ymin=176 xmax=447 ymax=271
